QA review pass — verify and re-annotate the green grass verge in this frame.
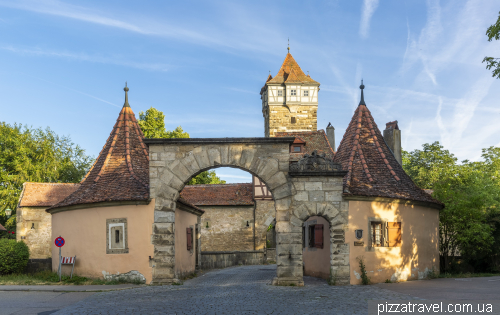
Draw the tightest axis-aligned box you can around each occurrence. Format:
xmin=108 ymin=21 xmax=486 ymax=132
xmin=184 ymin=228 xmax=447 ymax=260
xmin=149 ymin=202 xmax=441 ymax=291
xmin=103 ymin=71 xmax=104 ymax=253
xmin=0 ymin=271 xmax=143 ymax=285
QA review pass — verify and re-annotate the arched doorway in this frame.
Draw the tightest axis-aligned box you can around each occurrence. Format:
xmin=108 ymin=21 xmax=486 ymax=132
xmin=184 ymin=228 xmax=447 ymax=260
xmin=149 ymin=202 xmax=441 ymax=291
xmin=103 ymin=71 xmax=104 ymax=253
xmin=303 ymin=216 xmax=331 ymax=279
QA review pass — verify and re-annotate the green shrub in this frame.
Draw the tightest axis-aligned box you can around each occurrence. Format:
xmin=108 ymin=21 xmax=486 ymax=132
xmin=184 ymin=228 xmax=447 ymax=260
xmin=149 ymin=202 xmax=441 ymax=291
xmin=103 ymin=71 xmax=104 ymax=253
xmin=357 ymin=256 xmax=370 ymax=285
xmin=0 ymin=239 xmax=30 ymax=274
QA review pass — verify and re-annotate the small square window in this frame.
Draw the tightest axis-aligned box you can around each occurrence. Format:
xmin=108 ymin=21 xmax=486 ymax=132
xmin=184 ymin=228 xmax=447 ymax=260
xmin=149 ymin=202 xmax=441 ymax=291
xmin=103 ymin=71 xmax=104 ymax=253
xmin=277 ymin=90 xmax=283 ymax=96
xmin=303 ymin=90 xmax=309 ymax=96
xmin=293 ymin=146 xmax=301 ymax=152
xmin=291 ymin=117 xmax=296 ymax=124
xmin=291 ymin=90 xmax=296 ymax=96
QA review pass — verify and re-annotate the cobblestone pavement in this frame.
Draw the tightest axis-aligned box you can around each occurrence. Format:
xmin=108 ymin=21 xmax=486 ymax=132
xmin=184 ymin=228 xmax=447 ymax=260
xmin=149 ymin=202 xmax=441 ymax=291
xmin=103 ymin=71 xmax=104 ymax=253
xmin=55 ymin=265 xmax=421 ymax=314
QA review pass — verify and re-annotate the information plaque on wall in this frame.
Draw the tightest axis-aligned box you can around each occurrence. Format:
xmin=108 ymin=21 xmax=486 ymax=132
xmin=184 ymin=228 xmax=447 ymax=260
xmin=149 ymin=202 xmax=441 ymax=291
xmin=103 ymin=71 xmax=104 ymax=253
xmin=354 ymin=241 xmax=364 ymax=246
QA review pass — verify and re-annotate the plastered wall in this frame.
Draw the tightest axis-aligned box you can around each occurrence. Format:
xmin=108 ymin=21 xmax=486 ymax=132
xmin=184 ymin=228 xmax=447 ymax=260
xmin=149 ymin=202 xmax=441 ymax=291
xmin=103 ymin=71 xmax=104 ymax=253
xmin=174 ymin=209 xmax=198 ymax=278
xmin=347 ymin=200 xmax=440 ymax=284
xmin=51 ymin=202 xmax=155 ymax=283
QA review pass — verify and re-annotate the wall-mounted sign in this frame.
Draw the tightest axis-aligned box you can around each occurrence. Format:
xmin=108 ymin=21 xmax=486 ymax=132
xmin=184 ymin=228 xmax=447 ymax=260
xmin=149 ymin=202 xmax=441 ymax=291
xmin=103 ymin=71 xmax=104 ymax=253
xmin=354 ymin=241 xmax=364 ymax=246
xmin=355 ymin=229 xmax=363 ymax=240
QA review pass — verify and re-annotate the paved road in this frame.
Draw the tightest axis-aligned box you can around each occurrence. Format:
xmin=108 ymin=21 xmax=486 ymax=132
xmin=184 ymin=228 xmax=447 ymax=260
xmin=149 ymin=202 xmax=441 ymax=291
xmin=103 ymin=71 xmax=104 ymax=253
xmin=376 ymin=276 xmax=500 ymax=300
xmin=0 ymin=291 xmax=94 ymax=315
xmin=4 ymin=266 xmax=498 ymax=314
xmin=53 ymin=265 xmax=420 ymax=314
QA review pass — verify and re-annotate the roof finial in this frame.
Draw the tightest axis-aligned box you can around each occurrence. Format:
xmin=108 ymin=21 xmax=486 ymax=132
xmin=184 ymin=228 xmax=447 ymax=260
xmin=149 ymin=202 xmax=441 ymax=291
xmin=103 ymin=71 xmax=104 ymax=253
xmin=359 ymin=79 xmax=366 ymax=106
xmin=287 ymin=38 xmax=290 ymax=53
xmin=123 ymin=82 xmax=130 ymax=108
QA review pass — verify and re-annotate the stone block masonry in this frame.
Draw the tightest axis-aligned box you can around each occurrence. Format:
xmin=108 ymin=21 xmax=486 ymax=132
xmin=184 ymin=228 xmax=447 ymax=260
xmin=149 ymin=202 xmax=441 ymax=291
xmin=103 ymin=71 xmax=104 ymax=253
xmin=145 ymin=137 xmax=350 ymax=286
xmin=200 ymin=206 xmax=254 ymax=251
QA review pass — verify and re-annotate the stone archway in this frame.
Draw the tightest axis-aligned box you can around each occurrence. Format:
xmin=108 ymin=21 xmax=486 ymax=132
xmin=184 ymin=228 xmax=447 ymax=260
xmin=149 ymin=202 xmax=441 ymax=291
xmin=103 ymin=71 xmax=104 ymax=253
xmin=145 ymin=137 xmax=301 ymax=285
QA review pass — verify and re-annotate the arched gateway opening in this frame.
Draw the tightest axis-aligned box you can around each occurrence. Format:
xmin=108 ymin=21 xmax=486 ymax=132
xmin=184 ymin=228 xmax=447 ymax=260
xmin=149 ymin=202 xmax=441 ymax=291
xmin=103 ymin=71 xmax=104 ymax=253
xmin=144 ymin=138 xmax=349 ymax=286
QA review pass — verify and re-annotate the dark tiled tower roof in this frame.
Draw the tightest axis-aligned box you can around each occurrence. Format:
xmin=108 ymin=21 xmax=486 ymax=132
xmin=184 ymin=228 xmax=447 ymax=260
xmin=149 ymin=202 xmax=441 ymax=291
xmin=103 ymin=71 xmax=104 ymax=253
xmin=50 ymin=86 xmax=150 ymax=210
xmin=333 ymin=84 xmax=442 ymax=206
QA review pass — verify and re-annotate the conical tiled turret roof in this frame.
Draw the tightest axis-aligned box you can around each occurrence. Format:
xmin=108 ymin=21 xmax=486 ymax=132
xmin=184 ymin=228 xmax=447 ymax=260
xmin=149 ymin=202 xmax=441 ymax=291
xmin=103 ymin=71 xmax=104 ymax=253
xmin=50 ymin=86 xmax=150 ymax=209
xmin=267 ymin=53 xmax=319 ymax=85
xmin=334 ymin=84 xmax=442 ymax=206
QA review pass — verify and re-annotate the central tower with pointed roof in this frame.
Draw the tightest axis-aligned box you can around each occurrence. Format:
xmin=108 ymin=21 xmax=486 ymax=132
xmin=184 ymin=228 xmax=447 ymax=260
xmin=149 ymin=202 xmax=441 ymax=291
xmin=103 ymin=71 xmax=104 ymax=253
xmin=260 ymin=49 xmax=320 ymax=137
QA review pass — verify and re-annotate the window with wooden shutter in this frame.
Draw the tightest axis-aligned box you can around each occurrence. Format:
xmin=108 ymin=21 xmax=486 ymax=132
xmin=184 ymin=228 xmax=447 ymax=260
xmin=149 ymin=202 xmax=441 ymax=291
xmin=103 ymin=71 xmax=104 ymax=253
xmin=387 ymin=222 xmax=401 ymax=247
xmin=186 ymin=227 xmax=192 ymax=251
xmin=314 ymin=224 xmax=324 ymax=249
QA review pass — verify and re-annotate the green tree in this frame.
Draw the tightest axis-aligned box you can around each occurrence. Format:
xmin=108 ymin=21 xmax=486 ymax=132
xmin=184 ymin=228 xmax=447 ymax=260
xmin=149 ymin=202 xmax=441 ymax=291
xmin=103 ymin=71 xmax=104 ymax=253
xmin=137 ymin=107 xmax=225 ymax=185
xmin=0 ymin=123 xmax=94 ymax=230
xmin=483 ymin=11 xmax=500 ymax=78
xmin=403 ymin=142 xmax=500 ymax=272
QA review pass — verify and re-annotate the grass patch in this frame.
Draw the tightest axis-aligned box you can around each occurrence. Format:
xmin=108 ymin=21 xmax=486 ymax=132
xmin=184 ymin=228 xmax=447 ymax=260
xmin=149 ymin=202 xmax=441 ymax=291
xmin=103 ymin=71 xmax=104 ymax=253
xmin=0 ymin=271 xmax=142 ymax=286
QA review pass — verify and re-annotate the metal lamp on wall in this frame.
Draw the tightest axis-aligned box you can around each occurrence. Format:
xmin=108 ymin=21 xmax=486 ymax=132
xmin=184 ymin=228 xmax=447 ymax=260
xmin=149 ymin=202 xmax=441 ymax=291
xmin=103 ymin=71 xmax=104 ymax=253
xmin=4 ymin=208 xmax=12 ymax=218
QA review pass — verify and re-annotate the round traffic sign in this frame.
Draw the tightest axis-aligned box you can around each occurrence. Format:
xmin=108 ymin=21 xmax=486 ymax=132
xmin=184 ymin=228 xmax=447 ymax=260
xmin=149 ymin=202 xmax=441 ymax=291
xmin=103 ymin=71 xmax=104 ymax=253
xmin=55 ymin=236 xmax=65 ymax=247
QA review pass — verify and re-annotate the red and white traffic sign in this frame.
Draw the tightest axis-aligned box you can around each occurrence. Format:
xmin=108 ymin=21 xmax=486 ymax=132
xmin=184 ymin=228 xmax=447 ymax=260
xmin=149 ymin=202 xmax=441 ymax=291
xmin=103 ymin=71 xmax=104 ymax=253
xmin=55 ymin=236 xmax=65 ymax=247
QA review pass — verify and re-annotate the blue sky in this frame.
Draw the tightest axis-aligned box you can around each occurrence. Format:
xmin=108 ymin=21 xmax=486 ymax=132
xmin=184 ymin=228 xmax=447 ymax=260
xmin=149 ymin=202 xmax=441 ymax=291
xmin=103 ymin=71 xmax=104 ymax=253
xmin=1 ymin=0 xmax=499 ymax=183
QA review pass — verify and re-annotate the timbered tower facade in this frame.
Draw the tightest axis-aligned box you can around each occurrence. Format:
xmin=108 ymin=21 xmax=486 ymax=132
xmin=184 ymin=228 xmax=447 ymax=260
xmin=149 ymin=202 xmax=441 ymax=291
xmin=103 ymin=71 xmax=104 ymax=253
xmin=260 ymin=52 xmax=320 ymax=137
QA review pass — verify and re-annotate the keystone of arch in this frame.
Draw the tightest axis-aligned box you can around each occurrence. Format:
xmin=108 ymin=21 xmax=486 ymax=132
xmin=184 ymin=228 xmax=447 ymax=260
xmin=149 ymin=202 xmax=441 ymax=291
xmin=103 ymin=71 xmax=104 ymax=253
xmin=293 ymin=203 xmax=316 ymax=221
xmin=317 ymin=202 xmax=338 ymax=219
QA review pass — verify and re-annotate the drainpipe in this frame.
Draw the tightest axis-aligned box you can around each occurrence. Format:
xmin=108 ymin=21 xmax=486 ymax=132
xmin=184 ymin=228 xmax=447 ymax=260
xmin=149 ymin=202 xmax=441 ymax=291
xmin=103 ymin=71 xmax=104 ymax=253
xmin=253 ymin=202 xmax=256 ymax=251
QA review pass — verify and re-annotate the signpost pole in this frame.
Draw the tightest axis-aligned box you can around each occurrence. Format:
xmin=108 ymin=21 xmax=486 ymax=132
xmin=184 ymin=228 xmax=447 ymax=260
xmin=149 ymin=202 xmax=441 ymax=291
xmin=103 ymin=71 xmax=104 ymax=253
xmin=58 ymin=246 xmax=61 ymax=281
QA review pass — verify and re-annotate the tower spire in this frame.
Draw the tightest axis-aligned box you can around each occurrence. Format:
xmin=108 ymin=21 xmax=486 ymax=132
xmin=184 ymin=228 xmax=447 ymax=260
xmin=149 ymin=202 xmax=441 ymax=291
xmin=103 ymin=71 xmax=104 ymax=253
xmin=359 ymin=79 xmax=366 ymax=106
xmin=123 ymin=82 xmax=130 ymax=108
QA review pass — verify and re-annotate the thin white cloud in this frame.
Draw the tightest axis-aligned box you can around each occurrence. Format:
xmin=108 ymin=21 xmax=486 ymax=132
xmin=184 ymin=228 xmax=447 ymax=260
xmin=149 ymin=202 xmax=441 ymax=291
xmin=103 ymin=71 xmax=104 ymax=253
xmin=20 ymin=72 xmax=119 ymax=108
xmin=0 ymin=45 xmax=170 ymax=71
xmin=0 ymin=0 xmax=286 ymax=56
xmin=359 ymin=0 xmax=379 ymax=39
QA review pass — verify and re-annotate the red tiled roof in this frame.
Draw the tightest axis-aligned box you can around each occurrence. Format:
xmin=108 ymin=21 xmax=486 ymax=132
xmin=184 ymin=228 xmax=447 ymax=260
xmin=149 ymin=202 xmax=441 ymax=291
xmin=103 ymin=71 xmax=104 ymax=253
xmin=275 ymin=130 xmax=335 ymax=162
xmin=50 ymin=88 xmax=150 ymax=210
xmin=333 ymin=102 xmax=442 ymax=206
xmin=266 ymin=53 xmax=319 ymax=85
xmin=181 ymin=184 xmax=254 ymax=206
xmin=19 ymin=182 xmax=80 ymax=207
xmin=177 ymin=197 xmax=205 ymax=214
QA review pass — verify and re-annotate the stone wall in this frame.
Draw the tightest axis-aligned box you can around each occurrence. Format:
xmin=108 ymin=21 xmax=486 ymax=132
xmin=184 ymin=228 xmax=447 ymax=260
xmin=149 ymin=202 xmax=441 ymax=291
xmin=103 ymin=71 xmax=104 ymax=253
xmin=25 ymin=258 xmax=52 ymax=274
xmin=146 ymin=138 xmax=295 ymax=285
xmin=146 ymin=138 xmax=350 ymax=286
xmin=254 ymin=199 xmax=276 ymax=250
xmin=200 ymin=205 xmax=254 ymax=251
xmin=201 ymin=251 xmax=265 ymax=270
xmin=280 ymin=176 xmax=350 ymax=285
xmin=266 ymin=105 xmax=318 ymax=137
xmin=16 ymin=206 xmax=52 ymax=259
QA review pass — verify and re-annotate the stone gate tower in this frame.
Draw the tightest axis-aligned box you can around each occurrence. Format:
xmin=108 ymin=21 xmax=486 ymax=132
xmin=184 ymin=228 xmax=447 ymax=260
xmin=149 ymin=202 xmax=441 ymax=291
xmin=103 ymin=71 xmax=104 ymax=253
xmin=260 ymin=51 xmax=320 ymax=137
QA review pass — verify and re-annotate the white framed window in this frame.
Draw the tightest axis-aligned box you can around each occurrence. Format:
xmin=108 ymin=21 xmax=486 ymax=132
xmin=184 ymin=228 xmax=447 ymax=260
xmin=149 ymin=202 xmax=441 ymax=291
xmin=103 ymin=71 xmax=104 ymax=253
xmin=291 ymin=90 xmax=296 ymax=96
xmin=277 ymin=90 xmax=283 ymax=96
xmin=303 ymin=90 xmax=309 ymax=96
xmin=106 ymin=218 xmax=128 ymax=254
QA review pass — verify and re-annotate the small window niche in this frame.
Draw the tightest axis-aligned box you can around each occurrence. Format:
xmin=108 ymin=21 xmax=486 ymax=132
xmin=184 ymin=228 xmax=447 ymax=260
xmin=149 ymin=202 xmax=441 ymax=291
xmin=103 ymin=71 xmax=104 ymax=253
xmin=106 ymin=218 xmax=128 ymax=254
